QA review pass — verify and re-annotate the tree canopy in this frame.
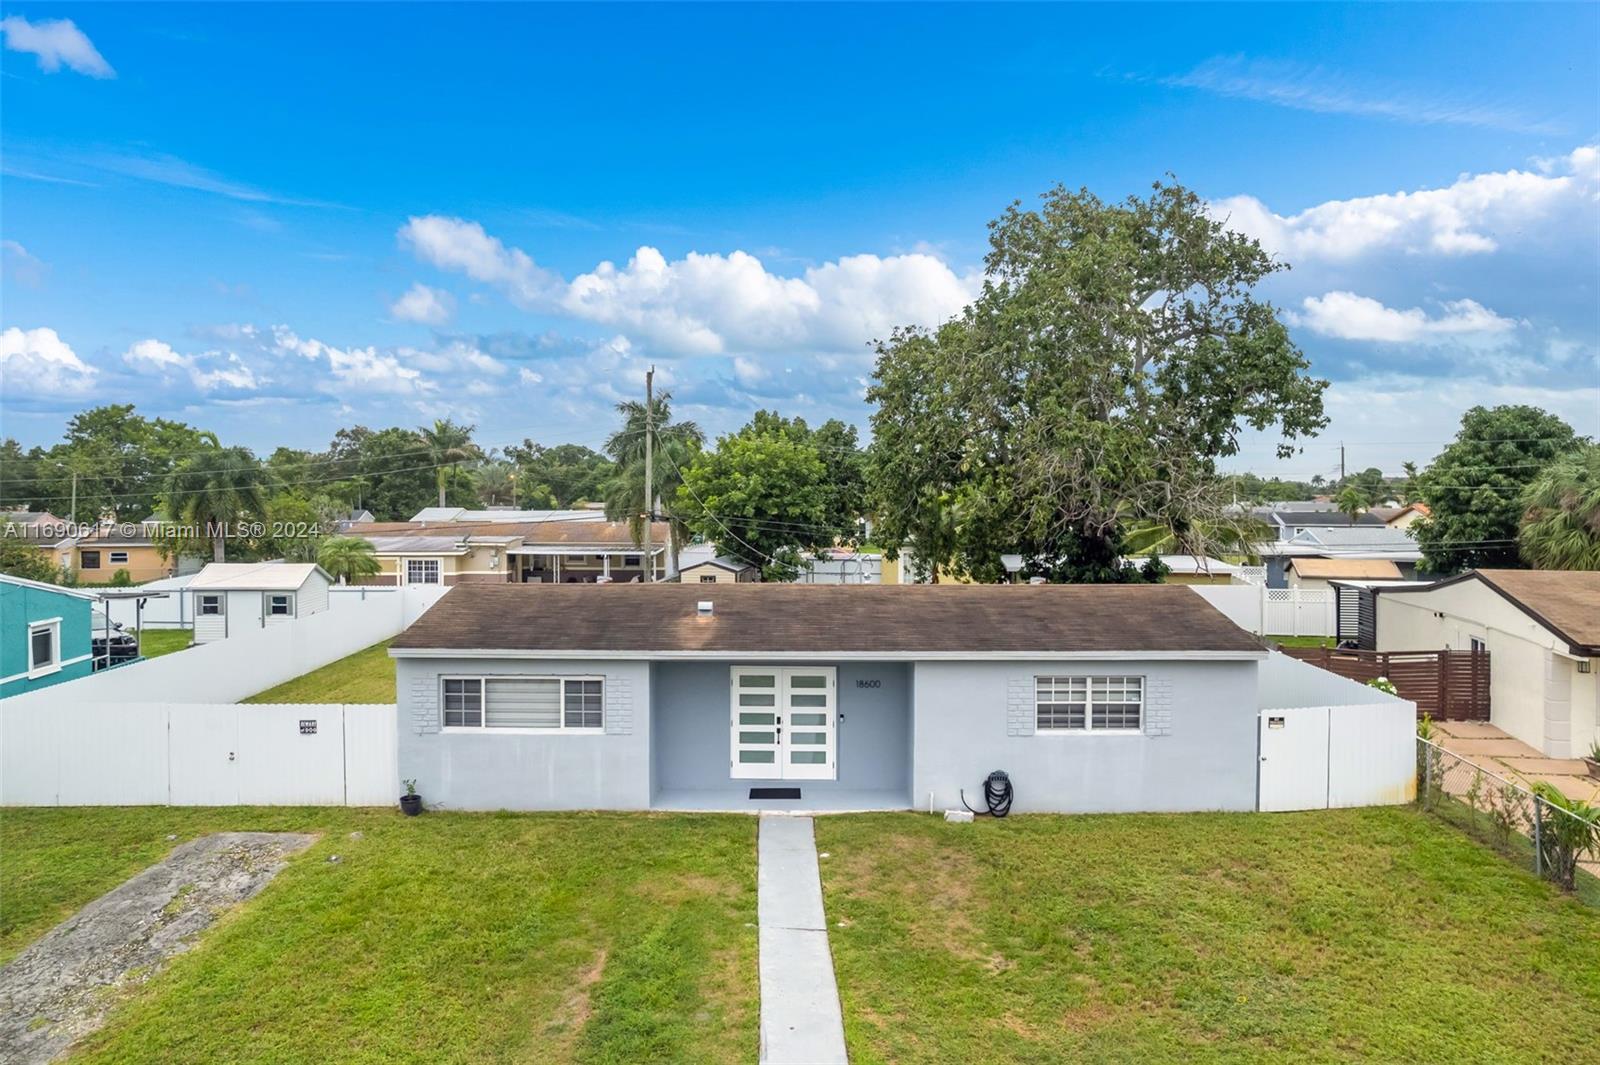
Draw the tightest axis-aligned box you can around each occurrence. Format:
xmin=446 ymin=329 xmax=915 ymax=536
xmin=868 ymin=179 xmax=1327 ymax=582
xmin=1517 ymin=443 xmax=1600 ymax=570
xmin=1413 ymin=405 xmax=1579 ymax=574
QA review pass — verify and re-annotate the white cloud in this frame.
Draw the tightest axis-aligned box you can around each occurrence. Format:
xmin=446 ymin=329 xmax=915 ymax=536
xmin=398 ymin=216 xmax=560 ymax=309
xmin=1 ymin=15 xmax=114 ymax=78
xmin=123 ymin=338 xmax=259 ymax=393
xmin=390 ymin=282 xmax=456 ymax=325
xmin=1294 ymin=291 xmax=1519 ymax=344
xmin=1162 ymin=56 xmax=1557 ymax=134
xmin=1209 ymin=145 xmax=1598 ymax=262
xmin=0 ymin=326 xmax=97 ymax=396
xmin=732 ymin=356 xmax=767 ymax=387
xmin=268 ymin=326 xmax=431 ymax=395
xmin=1 ymin=240 xmax=46 ymax=287
xmin=518 ymin=368 xmax=544 ymax=385
xmin=401 ymin=216 xmax=981 ymax=357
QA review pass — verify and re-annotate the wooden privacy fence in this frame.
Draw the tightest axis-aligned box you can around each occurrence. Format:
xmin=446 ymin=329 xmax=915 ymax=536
xmin=1279 ymin=647 xmax=1490 ymax=721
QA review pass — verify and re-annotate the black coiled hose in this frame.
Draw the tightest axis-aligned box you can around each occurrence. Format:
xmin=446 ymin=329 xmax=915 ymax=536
xmin=960 ymin=770 xmax=1014 ymax=818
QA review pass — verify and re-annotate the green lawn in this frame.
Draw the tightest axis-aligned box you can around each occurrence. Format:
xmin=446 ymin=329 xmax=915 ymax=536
xmin=241 ymin=639 xmax=396 ymax=704
xmin=0 ymin=807 xmax=757 ymax=1064
xmin=138 ymin=629 xmax=193 ymax=658
xmin=1268 ymin=634 xmax=1338 ymax=648
xmin=814 ymin=807 xmax=1600 ymax=1063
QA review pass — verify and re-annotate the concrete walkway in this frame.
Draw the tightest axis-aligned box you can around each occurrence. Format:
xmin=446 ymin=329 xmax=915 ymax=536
xmin=757 ymin=815 xmax=848 ymax=1064
xmin=1434 ymin=721 xmax=1599 ymax=802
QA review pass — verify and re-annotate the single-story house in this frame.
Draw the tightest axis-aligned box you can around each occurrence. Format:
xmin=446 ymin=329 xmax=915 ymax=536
xmin=70 ymin=520 xmax=190 ymax=585
xmin=677 ymin=547 xmax=760 ymax=583
xmin=1251 ymin=503 xmax=1385 ymax=541
xmin=388 ymin=583 xmax=1403 ymax=814
xmin=0 ymin=574 xmax=98 ymax=699
xmin=1374 ymin=569 xmax=1599 ymax=759
xmin=409 ymin=506 xmax=605 ymax=524
xmin=186 ymin=562 xmax=333 ymax=643
xmin=1287 ymin=557 xmax=1406 ymax=592
xmin=348 ymin=519 xmax=671 ymax=585
xmin=1368 ymin=502 xmax=1430 ymax=530
xmin=1255 ymin=526 xmax=1422 ymax=588
xmin=1 ymin=510 xmax=76 ymax=575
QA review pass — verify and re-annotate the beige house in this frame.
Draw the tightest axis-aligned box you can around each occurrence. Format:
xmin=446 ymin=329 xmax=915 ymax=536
xmin=72 ymin=522 xmax=179 ymax=585
xmin=678 ymin=555 xmax=760 ymax=583
xmin=1369 ymin=502 xmax=1430 ymax=530
xmin=1288 ymin=557 xmax=1404 ymax=593
xmin=1375 ymin=570 xmax=1598 ymax=759
xmin=350 ymin=520 xmax=671 ymax=586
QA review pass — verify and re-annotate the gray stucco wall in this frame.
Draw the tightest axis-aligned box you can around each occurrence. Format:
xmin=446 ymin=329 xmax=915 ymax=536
xmin=911 ymin=659 xmax=1261 ymax=814
xmin=651 ymin=660 xmax=911 ymax=799
xmin=396 ymin=657 xmax=651 ymax=810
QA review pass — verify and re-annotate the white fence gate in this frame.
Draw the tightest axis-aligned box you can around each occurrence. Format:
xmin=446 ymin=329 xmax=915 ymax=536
xmin=1 ymin=702 xmax=398 ymax=807
xmin=1191 ymin=585 xmax=1336 ymax=638
xmin=1257 ymin=703 xmax=1416 ymax=812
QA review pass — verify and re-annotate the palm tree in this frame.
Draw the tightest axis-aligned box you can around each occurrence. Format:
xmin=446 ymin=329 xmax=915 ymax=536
xmin=318 ymin=536 xmax=382 ymax=585
xmin=1335 ymin=485 xmax=1367 ymax=522
xmin=1519 ymin=444 xmax=1600 ymax=570
xmin=473 ymin=459 xmax=517 ymax=507
xmin=602 ymin=392 xmax=705 ymax=574
xmin=418 ymin=419 xmax=479 ymax=507
xmin=164 ymin=448 xmax=270 ymax=563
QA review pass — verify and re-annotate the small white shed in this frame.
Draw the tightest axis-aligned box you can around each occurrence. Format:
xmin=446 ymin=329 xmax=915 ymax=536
xmin=186 ymin=563 xmax=334 ymax=643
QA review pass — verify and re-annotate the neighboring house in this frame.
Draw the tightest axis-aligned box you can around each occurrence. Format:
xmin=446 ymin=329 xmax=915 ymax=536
xmin=1255 ymin=526 xmax=1422 ymax=588
xmin=384 ymin=583 xmax=1393 ymax=814
xmin=71 ymin=521 xmax=180 ymax=585
xmin=0 ymin=574 xmax=98 ymax=699
xmin=1374 ymin=570 xmax=1599 ymax=759
xmin=797 ymin=549 xmax=883 ymax=585
xmin=348 ymin=519 xmax=672 ymax=585
xmin=677 ymin=546 xmax=760 ymax=584
xmin=186 ymin=562 xmax=334 ymax=643
xmin=408 ymin=507 xmax=604 ymax=524
xmin=333 ymin=508 xmax=376 ymax=531
xmin=1368 ymin=502 xmax=1430 ymax=530
xmin=1286 ymin=557 xmax=1406 ymax=593
xmin=2 ymin=510 xmax=76 ymax=573
xmin=1250 ymin=503 xmax=1384 ymax=542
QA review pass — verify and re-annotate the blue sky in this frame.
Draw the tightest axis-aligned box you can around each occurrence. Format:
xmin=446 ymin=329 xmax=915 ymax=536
xmin=2 ymin=3 xmax=1597 ymax=481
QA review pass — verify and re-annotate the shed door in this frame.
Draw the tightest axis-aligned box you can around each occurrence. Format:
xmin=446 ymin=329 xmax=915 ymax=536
xmin=1258 ymin=707 xmax=1330 ymax=812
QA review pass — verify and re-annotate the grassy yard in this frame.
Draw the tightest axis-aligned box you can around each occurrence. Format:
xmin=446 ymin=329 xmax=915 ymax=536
xmin=138 ymin=629 xmax=192 ymax=658
xmin=814 ymin=807 xmax=1600 ymax=1063
xmin=1 ymin=807 xmax=757 ymax=1064
xmin=241 ymin=639 xmax=396 ymax=703
xmin=1267 ymin=634 xmax=1338 ymax=648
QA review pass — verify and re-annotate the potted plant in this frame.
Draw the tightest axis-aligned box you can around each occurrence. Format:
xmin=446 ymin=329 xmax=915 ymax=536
xmin=400 ymin=779 xmax=423 ymax=816
xmin=1584 ymin=740 xmax=1600 ymax=780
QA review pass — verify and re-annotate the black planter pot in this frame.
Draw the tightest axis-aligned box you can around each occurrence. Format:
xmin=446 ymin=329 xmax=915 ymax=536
xmin=399 ymin=794 xmax=423 ymax=816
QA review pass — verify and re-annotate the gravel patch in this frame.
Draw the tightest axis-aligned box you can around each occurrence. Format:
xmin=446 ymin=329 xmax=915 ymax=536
xmin=0 ymin=831 xmax=315 ymax=1064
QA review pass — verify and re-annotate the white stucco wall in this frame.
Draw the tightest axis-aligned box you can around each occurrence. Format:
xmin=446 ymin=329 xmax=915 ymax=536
xmin=1376 ymin=582 xmax=1592 ymax=757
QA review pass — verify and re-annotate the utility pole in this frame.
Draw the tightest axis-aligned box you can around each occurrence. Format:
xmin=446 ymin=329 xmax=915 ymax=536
xmin=643 ymin=366 xmax=654 ymax=582
xmin=70 ymin=470 xmax=78 ymax=522
xmin=1339 ymin=443 xmax=1346 ymax=484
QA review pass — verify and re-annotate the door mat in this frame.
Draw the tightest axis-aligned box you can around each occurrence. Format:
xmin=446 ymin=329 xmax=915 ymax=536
xmin=749 ymin=787 xmax=802 ymax=800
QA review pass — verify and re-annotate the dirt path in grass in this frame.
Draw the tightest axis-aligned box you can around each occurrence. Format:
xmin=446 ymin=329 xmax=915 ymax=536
xmin=0 ymin=831 xmax=315 ymax=1064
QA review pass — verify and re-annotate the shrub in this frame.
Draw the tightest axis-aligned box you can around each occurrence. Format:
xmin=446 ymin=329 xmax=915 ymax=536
xmin=1532 ymin=784 xmax=1600 ymax=892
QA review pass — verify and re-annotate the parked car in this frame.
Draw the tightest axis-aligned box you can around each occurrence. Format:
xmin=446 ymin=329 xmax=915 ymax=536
xmin=90 ymin=614 xmax=140 ymax=669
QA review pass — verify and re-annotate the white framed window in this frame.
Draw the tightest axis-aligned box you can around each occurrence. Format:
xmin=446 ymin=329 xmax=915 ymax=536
xmin=407 ymin=559 xmax=441 ymax=585
xmin=27 ymin=618 xmax=61 ymax=677
xmin=108 ymin=551 xmax=129 ymax=564
xmin=198 ymin=594 xmax=224 ymax=616
xmin=441 ymin=675 xmax=605 ymax=733
xmin=699 ymin=574 xmax=718 ymax=583
xmin=267 ymin=593 xmax=294 ymax=616
xmin=1035 ymin=675 xmax=1144 ymax=733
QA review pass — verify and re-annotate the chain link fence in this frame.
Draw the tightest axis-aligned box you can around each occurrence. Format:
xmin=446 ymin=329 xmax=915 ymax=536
xmin=1417 ymin=737 xmax=1600 ymax=905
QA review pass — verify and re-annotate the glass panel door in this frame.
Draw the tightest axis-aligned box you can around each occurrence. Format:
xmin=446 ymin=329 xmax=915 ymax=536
xmin=730 ymin=668 xmax=781 ymax=779
xmin=780 ymin=668 xmax=836 ymax=781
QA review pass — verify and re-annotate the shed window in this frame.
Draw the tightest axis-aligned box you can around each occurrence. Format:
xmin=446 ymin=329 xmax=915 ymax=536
xmin=699 ymin=574 xmax=718 ymax=583
xmin=28 ymin=619 xmax=60 ymax=675
xmin=441 ymin=676 xmax=604 ymax=732
xmin=407 ymin=559 xmax=441 ymax=585
xmin=1035 ymin=676 xmax=1143 ymax=733
xmin=108 ymin=551 xmax=129 ymax=564
xmin=267 ymin=593 xmax=294 ymax=616
xmin=198 ymin=594 xmax=224 ymax=616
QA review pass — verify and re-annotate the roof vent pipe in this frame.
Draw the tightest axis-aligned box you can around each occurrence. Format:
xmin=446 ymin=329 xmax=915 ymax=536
xmin=697 ymin=600 xmax=714 ymax=616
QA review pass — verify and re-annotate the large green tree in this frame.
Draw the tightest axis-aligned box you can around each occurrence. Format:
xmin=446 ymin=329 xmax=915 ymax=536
xmin=325 ymin=426 xmax=436 ymax=521
xmin=869 ymin=180 xmax=1327 ymax=582
xmin=1517 ymin=443 xmax=1600 ymax=570
xmin=163 ymin=447 xmax=271 ymax=562
xmin=504 ymin=442 xmax=615 ymax=506
xmin=676 ymin=430 xmax=834 ymax=581
xmin=1413 ymin=405 xmax=1578 ymax=574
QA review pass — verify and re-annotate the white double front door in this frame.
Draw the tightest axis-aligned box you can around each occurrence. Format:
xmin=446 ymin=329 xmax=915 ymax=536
xmin=730 ymin=666 xmax=837 ymax=780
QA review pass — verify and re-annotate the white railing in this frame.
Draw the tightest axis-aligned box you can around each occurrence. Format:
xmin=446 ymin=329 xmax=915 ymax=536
xmin=0 ymin=702 xmax=398 ymax=807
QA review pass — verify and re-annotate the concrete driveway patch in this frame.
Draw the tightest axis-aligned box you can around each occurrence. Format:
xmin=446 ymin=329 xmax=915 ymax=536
xmin=0 ymin=831 xmax=315 ymax=1065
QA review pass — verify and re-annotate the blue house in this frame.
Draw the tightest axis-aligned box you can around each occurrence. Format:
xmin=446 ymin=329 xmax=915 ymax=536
xmin=1 ymin=575 xmax=98 ymax=699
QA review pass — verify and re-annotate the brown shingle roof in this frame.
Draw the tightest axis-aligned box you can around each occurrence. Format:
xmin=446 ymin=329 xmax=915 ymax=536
xmin=347 ymin=519 xmax=668 ymax=547
xmin=391 ymin=583 xmax=1264 ymax=656
xmin=1473 ymin=570 xmax=1600 ymax=654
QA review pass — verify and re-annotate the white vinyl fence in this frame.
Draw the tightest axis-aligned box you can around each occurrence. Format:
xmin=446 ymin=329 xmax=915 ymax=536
xmin=1 ymin=702 xmax=398 ymax=806
xmin=12 ymin=585 xmax=447 ymax=707
xmin=1191 ymin=584 xmax=1336 ymax=638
